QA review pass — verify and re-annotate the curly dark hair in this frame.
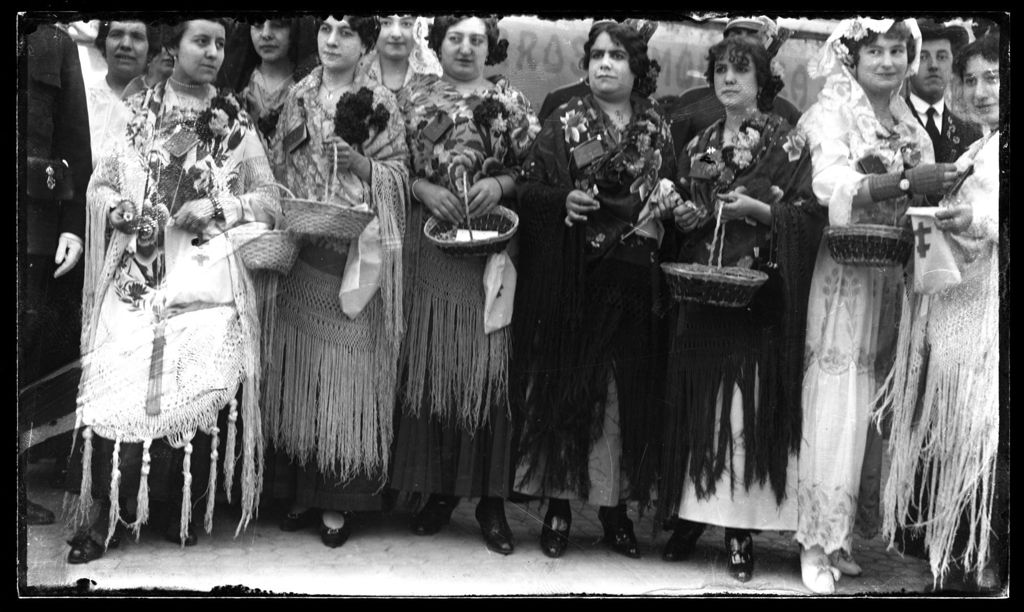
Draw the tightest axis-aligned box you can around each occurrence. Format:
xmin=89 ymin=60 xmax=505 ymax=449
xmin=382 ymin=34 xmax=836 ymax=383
xmin=953 ymin=34 xmax=999 ymax=80
xmin=704 ymin=36 xmax=783 ymax=112
xmin=580 ymin=21 xmax=661 ymax=98
xmin=95 ymin=19 xmax=162 ymax=60
xmin=164 ymin=18 xmax=231 ymax=51
xmin=428 ymin=15 xmax=509 ymax=66
xmin=240 ymin=18 xmax=305 ymax=67
xmin=839 ymin=21 xmax=918 ymax=71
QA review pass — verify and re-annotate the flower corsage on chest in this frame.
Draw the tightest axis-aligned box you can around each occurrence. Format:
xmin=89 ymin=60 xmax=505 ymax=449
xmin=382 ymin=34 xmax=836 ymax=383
xmin=687 ymin=116 xmax=785 ymax=221
xmin=563 ymin=102 xmax=668 ymax=204
xmin=146 ymin=92 xmax=248 ymax=218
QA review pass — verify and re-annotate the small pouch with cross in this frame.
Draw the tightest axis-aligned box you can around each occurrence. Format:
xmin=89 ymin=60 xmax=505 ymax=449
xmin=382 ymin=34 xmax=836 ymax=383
xmin=905 ymin=206 xmax=961 ymax=294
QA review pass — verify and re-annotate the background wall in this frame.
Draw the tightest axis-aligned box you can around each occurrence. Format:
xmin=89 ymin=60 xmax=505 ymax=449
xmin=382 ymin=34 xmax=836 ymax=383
xmin=486 ymin=16 xmax=831 ymax=111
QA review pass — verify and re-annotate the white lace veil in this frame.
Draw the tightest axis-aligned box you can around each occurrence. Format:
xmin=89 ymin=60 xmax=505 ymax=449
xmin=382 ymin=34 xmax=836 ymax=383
xmin=810 ymin=17 xmax=922 ymax=80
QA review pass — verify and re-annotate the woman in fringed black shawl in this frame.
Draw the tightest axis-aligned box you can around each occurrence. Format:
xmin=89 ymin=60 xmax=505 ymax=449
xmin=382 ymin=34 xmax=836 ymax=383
xmin=513 ymin=20 xmax=676 ymax=559
xmin=657 ymin=36 xmax=824 ymax=582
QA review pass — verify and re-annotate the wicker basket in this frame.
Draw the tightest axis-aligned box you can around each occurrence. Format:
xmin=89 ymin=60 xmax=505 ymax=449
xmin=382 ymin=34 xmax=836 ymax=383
xmin=229 ymin=227 xmax=299 ymax=274
xmin=423 ymin=206 xmax=519 ymax=257
xmin=282 ymin=197 xmax=374 ymax=240
xmin=661 ymin=262 xmax=769 ymax=309
xmin=825 ymin=224 xmax=912 ymax=267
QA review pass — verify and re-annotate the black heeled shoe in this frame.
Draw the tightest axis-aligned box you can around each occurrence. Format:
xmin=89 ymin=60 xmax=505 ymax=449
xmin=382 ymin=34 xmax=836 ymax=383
xmin=662 ymin=520 xmax=706 ymax=562
xmin=280 ymin=507 xmax=319 ymax=532
xmin=66 ymin=533 xmax=108 ymax=564
xmin=411 ymin=494 xmax=458 ymax=536
xmin=475 ymin=498 xmax=514 ymax=555
xmin=598 ymin=505 xmax=640 ymax=559
xmin=540 ymin=500 xmax=572 ymax=558
xmin=320 ymin=513 xmax=352 ymax=549
xmin=725 ymin=529 xmax=754 ymax=582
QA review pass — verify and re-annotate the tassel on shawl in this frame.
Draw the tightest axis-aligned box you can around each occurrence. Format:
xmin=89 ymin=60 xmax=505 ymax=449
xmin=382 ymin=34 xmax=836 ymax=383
xmin=74 ymin=426 xmax=95 ymax=529
xmin=131 ymin=438 xmax=152 ymax=540
xmin=104 ymin=438 xmax=121 ymax=548
xmin=179 ymin=439 xmax=193 ymax=547
xmin=223 ymin=398 xmax=238 ymax=503
xmin=205 ymin=426 xmax=220 ymax=533
xmin=370 ymin=160 xmax=407 ymax=350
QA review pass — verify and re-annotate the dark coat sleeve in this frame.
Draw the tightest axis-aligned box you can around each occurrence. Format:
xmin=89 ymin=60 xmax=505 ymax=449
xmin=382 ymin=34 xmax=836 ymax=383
xmin=25 ymin=25 xmax=92 ymax=239
xmin=537 ymin=81 xmax=589 ymax=124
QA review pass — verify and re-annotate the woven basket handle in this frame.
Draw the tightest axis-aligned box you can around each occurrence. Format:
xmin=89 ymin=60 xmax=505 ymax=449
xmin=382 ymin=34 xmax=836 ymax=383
xmin=323 ymin=143 xmax=338 ymax=202
xmin=706 ymin=200 xmax=727 ymax=268
xmin=269 ymin=182 xmax=297 ymax=199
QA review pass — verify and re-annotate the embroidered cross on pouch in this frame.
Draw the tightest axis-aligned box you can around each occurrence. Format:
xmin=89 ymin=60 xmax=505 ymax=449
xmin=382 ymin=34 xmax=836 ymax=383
xmin=192 ymin=251 xmax=210 ymax=266
xmin=914 ymin=221 xmax=932 ymax=258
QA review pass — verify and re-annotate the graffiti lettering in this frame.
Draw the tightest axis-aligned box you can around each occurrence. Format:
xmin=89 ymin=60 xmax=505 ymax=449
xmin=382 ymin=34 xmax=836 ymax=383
xmin=516 ymin=30 xmax=538 ymax=71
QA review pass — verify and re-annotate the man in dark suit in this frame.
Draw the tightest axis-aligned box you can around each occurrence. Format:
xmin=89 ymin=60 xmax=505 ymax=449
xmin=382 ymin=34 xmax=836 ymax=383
xmin=20 ymin=21 xmax=92 ymax=526
xmin=659 ymin=16 xmax=802 ymax=157
xmin=905 ymin=20 xmax=982 ymax=165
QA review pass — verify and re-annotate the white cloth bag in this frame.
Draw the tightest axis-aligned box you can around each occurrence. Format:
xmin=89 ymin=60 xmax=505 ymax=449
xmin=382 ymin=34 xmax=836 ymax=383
xmin=483 ymin=250 xmax=517 ymax=334
xmin=906 ymin=206 xmax=962 ymax=294
xmin=340 ymin=217 xmax=382 ymax=318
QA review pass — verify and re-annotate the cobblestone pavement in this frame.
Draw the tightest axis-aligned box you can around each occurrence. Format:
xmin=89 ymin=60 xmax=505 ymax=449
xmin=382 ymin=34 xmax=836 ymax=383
xmin=22 ymin=453 xmax=1002 ymax=598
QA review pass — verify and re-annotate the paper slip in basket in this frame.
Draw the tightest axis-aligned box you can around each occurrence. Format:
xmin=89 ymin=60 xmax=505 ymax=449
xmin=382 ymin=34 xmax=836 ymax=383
xmin=454 ymin=229 xmax=500 ymax=242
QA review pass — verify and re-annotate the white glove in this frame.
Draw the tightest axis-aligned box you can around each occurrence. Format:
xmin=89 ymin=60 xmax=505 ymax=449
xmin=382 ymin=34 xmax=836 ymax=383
xmin=54 ymin=232 xmax=84 ymax=278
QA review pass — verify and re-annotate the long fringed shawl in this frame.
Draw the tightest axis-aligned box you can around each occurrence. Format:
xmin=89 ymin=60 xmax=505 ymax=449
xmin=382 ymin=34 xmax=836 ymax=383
xmin=263 ymin=74 xmax=408 ymax=480
xmin=71 ymin=83 xmax=277 ymax=541
xmin=875 ymin=133 xmax=1001 ymax=586
xmin=513 ymin=93 xmax=676 ymax=504
xmin=657 ymin=117 xmax=824 ymax=521
xmin=397 ymin=73 xmax=538 ymax=431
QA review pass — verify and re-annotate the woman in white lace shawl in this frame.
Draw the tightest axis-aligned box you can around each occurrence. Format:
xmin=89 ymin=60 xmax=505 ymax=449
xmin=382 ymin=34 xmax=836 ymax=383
xmin=67 ymin=18 xmax=280 ymax=564
xmin=789 ymin=18 xmax=964 ymax=593
xmin=876 ymin=34 xmax=1003 ymax=590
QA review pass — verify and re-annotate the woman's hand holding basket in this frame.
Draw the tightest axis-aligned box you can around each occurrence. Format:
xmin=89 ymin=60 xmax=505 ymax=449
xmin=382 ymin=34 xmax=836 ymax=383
xmin=466 ymin=176 xmax=503 ymax=218
xmin=416 ymin=180 xmax=464 ymax=226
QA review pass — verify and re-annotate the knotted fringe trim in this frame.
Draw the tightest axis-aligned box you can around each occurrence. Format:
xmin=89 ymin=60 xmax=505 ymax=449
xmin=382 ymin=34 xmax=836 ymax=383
xmin=178 ymin=436 xmax=194 ymax=546
xmin=263 ymin=300 xmax=395 ymax=481
xmin=71 ymin=426 xmax=95 ymax=531
xmin=130 ymin=438 xmax=152 ymax=539
xmin=223 ymin=399 xmax=238 ymax=503
xmin=370 ymin=160 xmax=407 ymax=351
xmin=876 ymin=289 xmax=999 ymax=586
xmin=401 ymin=264 xmax=510 ymax=431
xmin=253 ymin=272 xmax=280 ymax=380
xmin=205 ymin=425 xmax=220 ymax=533
xmin=104 ymin=439 xmax=121 ymax=547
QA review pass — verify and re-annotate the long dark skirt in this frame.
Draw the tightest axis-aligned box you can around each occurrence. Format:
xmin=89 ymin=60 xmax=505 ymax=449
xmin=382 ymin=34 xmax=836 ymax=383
xmin=389 ymin=399 xmax=512 ymax=500
xmin=265 ymin=445 xmax=384 ymax=512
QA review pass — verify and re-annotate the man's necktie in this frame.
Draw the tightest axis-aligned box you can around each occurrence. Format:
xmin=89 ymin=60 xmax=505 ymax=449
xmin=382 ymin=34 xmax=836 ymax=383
xmin=925 ymin=107 xmax=941 ymax=143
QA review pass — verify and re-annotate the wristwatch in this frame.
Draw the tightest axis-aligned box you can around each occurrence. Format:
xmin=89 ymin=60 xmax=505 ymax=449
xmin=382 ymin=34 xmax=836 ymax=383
xmin=898 ymin=170 xmax=912 ymax=194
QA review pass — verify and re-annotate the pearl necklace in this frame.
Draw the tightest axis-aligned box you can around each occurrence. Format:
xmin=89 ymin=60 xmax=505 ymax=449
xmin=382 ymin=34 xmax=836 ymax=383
xmin=168 ymin=76 xmax=207 ymax=92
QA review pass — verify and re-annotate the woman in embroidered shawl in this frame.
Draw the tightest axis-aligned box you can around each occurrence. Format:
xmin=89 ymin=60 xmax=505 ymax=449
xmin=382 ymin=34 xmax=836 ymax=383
xmin=792 ymin=18 xmax=962 ymax=593
xmin=658 ymin=36 xmax=823 ymax=582
xmin=263 ymin=15 xmax=408 ymax=549
xmin=359 ymin=15 xmax=442 ymax=94
xmin=876 ymin=34 xmax=1003 ymax=591
xmin=390 ymin=15 xmax=538 ymax=555
xmin=513 ymin=21 xmax=674 ymax=559
xmin=66 ymin=18 xmax=279 ymax=563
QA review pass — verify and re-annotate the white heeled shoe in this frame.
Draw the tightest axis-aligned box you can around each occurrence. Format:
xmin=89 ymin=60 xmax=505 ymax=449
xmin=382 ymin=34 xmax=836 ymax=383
xmin=801 ymin=546 xmax=840 ymax=594
xmin=829 ymin=548 xmax=863 ymax=576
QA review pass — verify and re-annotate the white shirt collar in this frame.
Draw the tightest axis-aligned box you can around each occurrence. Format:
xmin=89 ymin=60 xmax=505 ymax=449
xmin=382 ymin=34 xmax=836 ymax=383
xmin=908 ymin=92 xmax=945 ymax=127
